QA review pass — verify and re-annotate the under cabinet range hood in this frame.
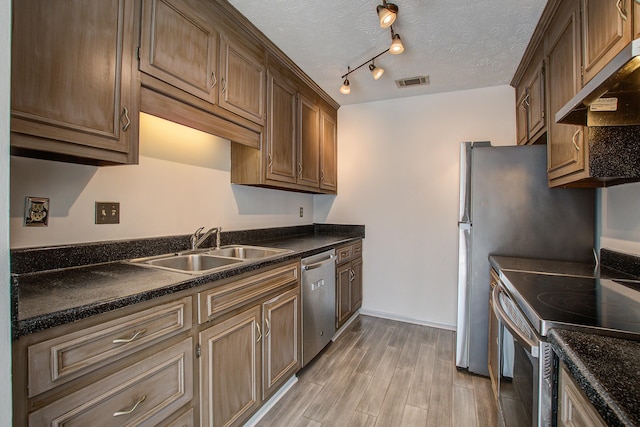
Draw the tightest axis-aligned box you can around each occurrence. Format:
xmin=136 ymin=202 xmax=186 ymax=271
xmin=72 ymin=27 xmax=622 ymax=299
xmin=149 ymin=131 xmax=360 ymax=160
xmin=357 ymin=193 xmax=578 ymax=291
xmin=557 ymin=38 xmax=640 ymax=127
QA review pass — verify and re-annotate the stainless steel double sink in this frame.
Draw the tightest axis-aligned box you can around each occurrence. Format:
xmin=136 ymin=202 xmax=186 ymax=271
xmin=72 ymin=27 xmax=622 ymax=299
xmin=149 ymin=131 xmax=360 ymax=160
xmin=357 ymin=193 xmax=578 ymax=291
xmin=129 ymin=245 xmax=293 ymax=275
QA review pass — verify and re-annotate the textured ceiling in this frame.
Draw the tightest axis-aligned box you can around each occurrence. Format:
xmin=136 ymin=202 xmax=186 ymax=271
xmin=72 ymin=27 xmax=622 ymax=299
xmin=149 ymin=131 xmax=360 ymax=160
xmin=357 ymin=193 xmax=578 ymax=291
xmin=227 ymin=0 xmax=548 ymax=106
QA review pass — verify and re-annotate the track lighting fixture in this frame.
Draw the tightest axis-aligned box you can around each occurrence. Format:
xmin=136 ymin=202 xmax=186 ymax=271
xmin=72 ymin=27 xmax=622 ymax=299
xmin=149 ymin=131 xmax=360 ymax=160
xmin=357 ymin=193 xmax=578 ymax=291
xmin=338 ymin=2 xmax=407 ymax=95
xmin=377 ymin=0 xmax=398 ymax=29
xmin=369 ymin=60 xmax=384 ymax=80
xmin=390 ymin=27 xmax=404 ymax=54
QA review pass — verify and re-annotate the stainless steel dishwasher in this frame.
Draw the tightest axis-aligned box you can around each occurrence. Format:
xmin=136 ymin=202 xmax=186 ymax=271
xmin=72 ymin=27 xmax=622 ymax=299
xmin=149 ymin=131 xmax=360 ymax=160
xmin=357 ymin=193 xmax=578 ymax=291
xmin=301 ymin=249 xmax=336 ymax=366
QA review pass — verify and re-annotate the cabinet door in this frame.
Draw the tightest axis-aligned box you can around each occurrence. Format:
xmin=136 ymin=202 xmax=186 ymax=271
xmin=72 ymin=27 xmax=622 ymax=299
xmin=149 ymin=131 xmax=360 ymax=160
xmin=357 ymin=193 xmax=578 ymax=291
xmin=350 ymin=258 xmax=363 ymax=311
xmin=139 ymin=0 xmax=219 ymax=104
xmin=199 ymin=307 xmax=261 ymax=427
xmin=336 ymin=263 xmax=352 ymax=329
xmin=262 ymin=287 xmax=301 ymax=400
xmin=266 ymin=69 xmax=297 ymax=184
xmin=527 ymin=61 xmax=546 ymax=138
xmin=298 ymin=94 xmax=321 ymax=188
xmin=516 ymin=91 xmax=529 ymax=146
xmin=545 ymin=0 xmax=586 ymax=184
xmin=635 ymin=1 xmax=640 ymax=39
xmin=219 ymin=33 xmax=266 ymax=125
xmin=320 ymin=109 xmax=338 ymax=192
xmin=11 ymin=0 xmax=138 ymax=164
xmin=582 ymin=0 xmax=632 ymax=84
xmin=558 ymin=364 xmax=606 ymax=427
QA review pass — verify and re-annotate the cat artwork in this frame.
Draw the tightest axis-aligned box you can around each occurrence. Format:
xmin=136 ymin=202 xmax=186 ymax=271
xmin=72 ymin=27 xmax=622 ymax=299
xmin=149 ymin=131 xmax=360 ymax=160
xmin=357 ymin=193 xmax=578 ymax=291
xmin=25 ymin=197 xmax=49 ymax=227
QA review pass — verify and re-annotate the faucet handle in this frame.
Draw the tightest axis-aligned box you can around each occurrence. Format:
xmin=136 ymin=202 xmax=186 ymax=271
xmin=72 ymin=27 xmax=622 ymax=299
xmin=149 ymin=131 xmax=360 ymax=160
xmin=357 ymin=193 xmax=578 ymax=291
xmin=193 ymin=226 xmax=205 ymax=238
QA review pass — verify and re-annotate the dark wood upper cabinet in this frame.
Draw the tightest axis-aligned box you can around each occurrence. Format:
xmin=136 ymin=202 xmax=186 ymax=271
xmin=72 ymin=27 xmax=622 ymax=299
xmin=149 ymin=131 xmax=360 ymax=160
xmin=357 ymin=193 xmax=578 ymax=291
xmin=582 ymin=0 xmax=632 ymax=84
xmin=11 ymin=0 xmax=139 ymax=165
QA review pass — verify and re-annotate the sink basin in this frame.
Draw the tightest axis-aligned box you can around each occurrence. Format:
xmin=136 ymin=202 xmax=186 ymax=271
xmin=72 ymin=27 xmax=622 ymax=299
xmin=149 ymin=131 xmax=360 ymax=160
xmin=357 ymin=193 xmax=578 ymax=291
xmin=133 ymin=253 xmax=242 ymax=274
xmin=206 ymin=245 xmax=291 ymax=259
xmin=129 ymin=245 xmax=292 ymax=275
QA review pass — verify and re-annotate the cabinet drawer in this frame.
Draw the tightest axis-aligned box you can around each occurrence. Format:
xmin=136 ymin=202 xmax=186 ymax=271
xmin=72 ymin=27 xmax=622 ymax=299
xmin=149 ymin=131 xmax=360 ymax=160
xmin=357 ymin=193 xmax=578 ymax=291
xmin=336 ymin=245 xmax=353 ymax=264
xmin=164 ymin=407 xmax=194 ymax=427
xmin=29 ymin=337 xmax=193 ymax=427
xmin=28 ymin=296 xmax=192 ymax=397
xmin=336 ymin=240 xmax=362 ymax=264
xmin=198 ymin=262 xmax=299 ymax=323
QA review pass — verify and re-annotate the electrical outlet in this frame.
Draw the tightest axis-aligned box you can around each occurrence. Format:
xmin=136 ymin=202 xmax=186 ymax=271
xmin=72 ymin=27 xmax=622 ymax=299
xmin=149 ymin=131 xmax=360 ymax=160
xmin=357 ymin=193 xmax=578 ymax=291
xmin=25 ymin=197 xmax=49 ymax=227
xmin=300 ymin=207 xmax=304 ymax=218
xmin=95 ymin=202 xmax=120 ymax=224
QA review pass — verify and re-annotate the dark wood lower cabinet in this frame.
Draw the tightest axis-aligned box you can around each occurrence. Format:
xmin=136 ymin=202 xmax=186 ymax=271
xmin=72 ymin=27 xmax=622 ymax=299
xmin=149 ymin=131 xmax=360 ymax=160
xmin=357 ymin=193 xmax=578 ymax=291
xmin=199 ymin=306 xmax=262 ymax=427
xmin=336 ymin=240 xmax=363 ymax=330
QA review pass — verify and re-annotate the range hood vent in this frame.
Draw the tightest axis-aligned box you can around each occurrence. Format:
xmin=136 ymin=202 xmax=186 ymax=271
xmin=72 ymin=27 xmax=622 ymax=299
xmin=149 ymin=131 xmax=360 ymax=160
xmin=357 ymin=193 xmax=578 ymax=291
xmin=556 ymin=38 xmax=640 ymax=126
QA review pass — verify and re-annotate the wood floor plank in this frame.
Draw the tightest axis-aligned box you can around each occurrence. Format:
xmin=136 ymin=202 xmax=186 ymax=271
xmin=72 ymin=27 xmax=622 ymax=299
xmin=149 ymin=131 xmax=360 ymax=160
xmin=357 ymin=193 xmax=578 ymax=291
xmin=256 ymin=379 xmax=323 ymax=426
xmin=453 ymin=367 xmax=475 ymax=389
xmin=321 ymin=371 xmax=372 ymax=427
xmin=355 ymin=324 xmax=395 ymax=376
xmin=374 ymin=368 xmax=413 ymax=427
xmin=303 ymin=348 xmax=367 ymax=421
xmin=397 ymin=323 xmax=423 ymax=371
xmin=356 ymin=345 xmax=401 ymax=416
xmin=400 ymin=404 xmax=429 ymax=426
xmin=406 ymin=343 xmax=436 ymax=410
xmin=453 ymin=385 xmax=478 ymax=427
xmin=292 ymin=416 xmax=322 ymax=427
xmin=426 ymin=359 xmax=453 ymax=427
xmin=387 ymin=320 xmax=411 ymax=349
xmin=422 ymin=325 xmax=439 ymax=346
xmin=473 ymin=375 xmax=499 ymax=427
xmin=303 ymin=329 xmax=362 ymax=386
xmin=348 ymin=411 xmax=377 ymax=427
xmin=435 ymin=328 xmax=454 ymax=363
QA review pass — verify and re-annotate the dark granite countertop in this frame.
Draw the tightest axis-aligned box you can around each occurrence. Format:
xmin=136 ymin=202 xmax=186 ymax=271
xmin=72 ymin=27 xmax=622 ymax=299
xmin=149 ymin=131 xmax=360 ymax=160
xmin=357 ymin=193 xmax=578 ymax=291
xmin=12 ymin=224 xmax=364 ymax=338
xmin=549 ymin=328 xmax=640 ymax=427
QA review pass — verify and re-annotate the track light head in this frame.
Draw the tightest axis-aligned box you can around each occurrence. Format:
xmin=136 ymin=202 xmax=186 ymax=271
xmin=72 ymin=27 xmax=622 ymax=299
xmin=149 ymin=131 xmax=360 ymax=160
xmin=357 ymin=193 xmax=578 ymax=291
xmin=377 ymin=2 xmax=398 ymax=29
xmin=390 ymin=32 xmax=404 ymax=54
xmin=340 ymin=77 xmax=351 ymax=94
xmin=369 ymin=62 xmax=384 ymax=80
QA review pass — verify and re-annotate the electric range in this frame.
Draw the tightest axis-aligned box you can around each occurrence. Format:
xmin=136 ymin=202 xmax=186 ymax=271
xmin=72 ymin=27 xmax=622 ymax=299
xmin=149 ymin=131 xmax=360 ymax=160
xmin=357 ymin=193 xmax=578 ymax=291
xmin=499 ymin=270 xmax=640 ymax=339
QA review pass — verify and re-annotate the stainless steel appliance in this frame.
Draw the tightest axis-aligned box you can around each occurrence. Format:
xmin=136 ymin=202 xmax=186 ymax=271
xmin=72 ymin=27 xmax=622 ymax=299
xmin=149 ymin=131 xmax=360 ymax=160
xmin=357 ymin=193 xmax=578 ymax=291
xmin=494 ymin=270 xmax=640 ymax=426
xmin=456 ymin=142 xmax=595 ymax=376
xmin=301 ymin=249 xmax=336 ymax=366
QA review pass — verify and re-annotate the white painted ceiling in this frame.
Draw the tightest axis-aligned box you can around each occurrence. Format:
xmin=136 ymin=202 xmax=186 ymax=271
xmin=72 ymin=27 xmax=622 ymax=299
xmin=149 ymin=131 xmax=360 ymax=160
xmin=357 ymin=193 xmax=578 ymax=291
xmin=227 ymin=0 xmax=548 ymax=106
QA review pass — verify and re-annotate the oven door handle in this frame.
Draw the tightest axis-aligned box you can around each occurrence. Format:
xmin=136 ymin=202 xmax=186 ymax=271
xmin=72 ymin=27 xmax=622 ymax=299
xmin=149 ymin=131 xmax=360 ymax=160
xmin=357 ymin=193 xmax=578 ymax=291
xmin=492 ymin=285 xmax=539 ymax=358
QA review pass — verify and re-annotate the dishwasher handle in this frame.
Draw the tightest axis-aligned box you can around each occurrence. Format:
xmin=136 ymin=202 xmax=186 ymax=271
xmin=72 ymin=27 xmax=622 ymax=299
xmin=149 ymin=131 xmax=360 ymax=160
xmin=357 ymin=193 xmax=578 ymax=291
xmin=302 ymin=254 xmax=336 ymax=271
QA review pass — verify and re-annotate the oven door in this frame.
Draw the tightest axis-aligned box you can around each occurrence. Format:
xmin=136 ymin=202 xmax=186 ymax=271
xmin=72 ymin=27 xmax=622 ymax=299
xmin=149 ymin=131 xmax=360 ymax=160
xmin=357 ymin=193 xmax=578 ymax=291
xmin=492 ymin=285 xmax=554 ymax=427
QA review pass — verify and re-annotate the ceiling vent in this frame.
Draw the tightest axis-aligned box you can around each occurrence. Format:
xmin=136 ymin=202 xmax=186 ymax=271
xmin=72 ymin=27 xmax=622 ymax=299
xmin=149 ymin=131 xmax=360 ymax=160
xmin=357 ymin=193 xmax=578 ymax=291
xmin=395 ymin=75 xmax=430 ymax=88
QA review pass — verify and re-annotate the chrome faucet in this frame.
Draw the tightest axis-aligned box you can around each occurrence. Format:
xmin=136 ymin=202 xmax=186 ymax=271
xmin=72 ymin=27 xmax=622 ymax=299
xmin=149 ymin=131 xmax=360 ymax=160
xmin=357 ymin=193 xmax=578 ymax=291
xmin=190 ymin=226 xmax=222 ymax=250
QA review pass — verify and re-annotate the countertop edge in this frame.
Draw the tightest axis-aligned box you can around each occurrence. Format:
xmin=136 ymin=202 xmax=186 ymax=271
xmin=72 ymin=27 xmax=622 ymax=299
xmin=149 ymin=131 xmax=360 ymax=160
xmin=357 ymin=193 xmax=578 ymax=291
xmin=548 ymin=329 xmax=638 ymax=427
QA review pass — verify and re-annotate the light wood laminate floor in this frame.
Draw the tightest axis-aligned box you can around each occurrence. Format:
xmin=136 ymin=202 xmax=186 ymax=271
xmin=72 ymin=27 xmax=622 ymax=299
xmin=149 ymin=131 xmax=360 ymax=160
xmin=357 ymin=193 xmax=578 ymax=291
xmin=256 ymin=315 xmax=499 ymax=427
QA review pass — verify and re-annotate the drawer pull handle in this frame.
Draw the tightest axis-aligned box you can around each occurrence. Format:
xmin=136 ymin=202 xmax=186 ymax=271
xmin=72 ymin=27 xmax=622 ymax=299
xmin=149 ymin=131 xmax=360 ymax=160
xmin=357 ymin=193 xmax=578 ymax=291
xmin=112 ymin=329 xmax=146 ymax=344
xmin=121 ymin=107 xmax=131 ymax=132
xmin=265 ymin=318 xmax=271 ymax=338
xmin=113 ymin=395 xmax=146 ymax=417
xmin=571 ymin=129 xmax=581 ymax=152
xmin=256 ymin=323 xmax=262 ymax=343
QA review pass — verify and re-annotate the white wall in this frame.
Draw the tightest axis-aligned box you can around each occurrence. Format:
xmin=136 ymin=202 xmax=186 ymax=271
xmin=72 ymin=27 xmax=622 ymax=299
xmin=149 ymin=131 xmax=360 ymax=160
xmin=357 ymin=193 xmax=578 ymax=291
xmin=1 ymin=0 xmax=12 ymax=422
xmin=599 ymin=182 xmax=640 ymax=255
xmin=315 ymin=85 xmax=516 ymax=328
xmin=10 ymin=113 xmax=314 ymax=248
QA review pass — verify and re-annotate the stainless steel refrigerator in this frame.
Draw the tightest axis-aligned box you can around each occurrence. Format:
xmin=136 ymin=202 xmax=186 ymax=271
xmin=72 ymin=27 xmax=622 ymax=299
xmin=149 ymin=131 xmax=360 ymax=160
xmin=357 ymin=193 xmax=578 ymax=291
xmin=455 ymin=142 xmax=595 ymax=376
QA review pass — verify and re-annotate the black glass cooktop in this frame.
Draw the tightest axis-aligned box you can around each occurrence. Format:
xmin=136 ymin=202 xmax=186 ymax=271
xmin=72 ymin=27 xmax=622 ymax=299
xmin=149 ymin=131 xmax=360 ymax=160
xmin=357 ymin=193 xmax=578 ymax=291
xmin=500 ymin=270 xmax=640 ymax=338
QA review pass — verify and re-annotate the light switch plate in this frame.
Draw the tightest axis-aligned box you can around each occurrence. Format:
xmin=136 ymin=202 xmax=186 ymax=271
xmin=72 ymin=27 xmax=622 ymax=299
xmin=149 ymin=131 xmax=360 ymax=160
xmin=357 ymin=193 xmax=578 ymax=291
xmin=95 ymin=201 xmax=120 ymax=224
xmin=25 ymin=197 xmax=49 ymax=227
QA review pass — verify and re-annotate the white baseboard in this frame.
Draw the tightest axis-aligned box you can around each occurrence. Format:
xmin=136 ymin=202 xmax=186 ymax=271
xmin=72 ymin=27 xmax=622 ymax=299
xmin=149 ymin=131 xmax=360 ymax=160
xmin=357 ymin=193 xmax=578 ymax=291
xmin=359 ymin=308 xmax=456 ymax=331
xmin=243 ymin=375 xmax=298 ymax=427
